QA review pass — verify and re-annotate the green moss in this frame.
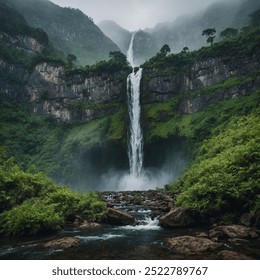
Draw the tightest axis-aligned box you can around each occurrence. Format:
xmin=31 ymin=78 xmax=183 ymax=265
xmin=108 ymin=106 xmax=127 ymax=142
xmin=63 ymin=118 xmax=109 ymax=150
xmin=144 ymin=85 xmax=260 ymax=143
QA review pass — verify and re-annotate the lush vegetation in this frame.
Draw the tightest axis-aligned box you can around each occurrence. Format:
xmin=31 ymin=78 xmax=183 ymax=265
xmin=143 ymin=25 xmax=260 ymax=222
xmin=166 ymin=113 xmax=260 ymax=222
xmin=65 ymin=51 xmax=131 ymax=77
xmin=0 ymin=2 xmax=48 ymax=45
xmin=4 ymin=0 xmax=119 ymax=65
xmin=142 ymin=27 xmax=260 ymax=74
xmin=0 ymin=2 xmax=65 ymax=71
xmin=0 ymin=149 xmax=106 ymax=236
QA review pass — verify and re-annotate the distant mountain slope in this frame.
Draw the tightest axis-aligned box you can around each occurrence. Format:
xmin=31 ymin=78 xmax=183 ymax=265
xmin=3 ymin=0 xmax=120 ymax=65
xmin=146 ymin=0 xmax=260 ymax=54
xmin=98 ymin=0 xmax=259 ymax=65
xmin=98 ymin=20 xmax=131 ymax=54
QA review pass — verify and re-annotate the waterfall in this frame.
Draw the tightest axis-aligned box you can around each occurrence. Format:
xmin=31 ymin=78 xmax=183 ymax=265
xmin=126 ymin=33 xmax=144 ymax=177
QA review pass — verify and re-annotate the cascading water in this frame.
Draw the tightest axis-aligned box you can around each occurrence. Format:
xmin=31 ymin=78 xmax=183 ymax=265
xmin=126 ymin=33 xmax=144 ymax=178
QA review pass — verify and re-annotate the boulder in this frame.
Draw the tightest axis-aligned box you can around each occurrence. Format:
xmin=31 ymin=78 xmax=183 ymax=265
xmin=159 ymin=207 xmax=193 ymax=227
xmin=106 ymin=208 xmax=136 ymax=225
xmin=79 ymin=221 xmax=101 ymax=230
xmin=209 ymin=225 xmax=258 ymax=241
xmin=165 ymin=236 xmax=221 ymax=255
xmin=217 ymin=250 xmax=254 ymax=260
xmin=43 ymin=237 xmax=80 ymax=249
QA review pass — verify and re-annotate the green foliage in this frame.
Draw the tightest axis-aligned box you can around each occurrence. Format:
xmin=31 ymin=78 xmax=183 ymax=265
xmin=159 ymin=44 xmax=171 ymax=55
xmin=0 ymin=198 xmax=63 ymax=236
xmin=0 ymin=2 xmax=48 ymax=45
xmin=142 ymin=51 xmax=194 ymax=75
xmin=202 ymin=28 xmax=216 ymax=46
xmin=144 ymin=75 xmax=260 ymax=143
xmin=65 ymin=56 xmax=131 ymax=77
xmin=173 ymin=114 xmax=260 ymax=218
xmin=66 ymin=53 xmax=77 ymax=67
xmin=108 ymin=106 xmax=127 ymax=142
xmin=220 ymin=28 xmax=238 ymax=39
xmin=197 ymin=28 xmax=260 ymax=62
xmin=109 ymin=51 xmax=127 ymax=64
xmin=46 ymin=189 xmax=106 ymax=221
xmin=0 ymin=150 xmax=106 ymax=236
xmin=143 ymin=27 xmax=260 ymax=74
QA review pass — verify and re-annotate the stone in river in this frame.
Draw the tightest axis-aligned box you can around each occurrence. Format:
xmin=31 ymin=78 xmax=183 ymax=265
xmin=43 ymin=237 xmax=80 ymax=249
xmin=165 ymin=235 xmax=221 ymax=255
xmin=159 ymin=207 xmax=193 ymax=227
xmin=106 ymin=207 xmax=136 ymax=225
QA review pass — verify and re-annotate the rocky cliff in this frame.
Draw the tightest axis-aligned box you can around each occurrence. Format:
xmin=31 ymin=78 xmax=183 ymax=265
xmin=27 ymin=62 xmax=129 ymax=123
xmin=0 ymin=31 xmax=129 ymax=124
xmin=142 ymin=55 xmax=260 ymax=114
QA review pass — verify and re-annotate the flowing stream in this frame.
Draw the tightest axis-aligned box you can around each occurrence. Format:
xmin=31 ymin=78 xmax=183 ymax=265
xmin=1 ymin=191 xmax=259 ymax=260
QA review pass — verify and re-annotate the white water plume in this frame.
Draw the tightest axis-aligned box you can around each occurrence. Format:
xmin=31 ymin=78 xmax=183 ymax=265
xmin=127 ymin=68 xmax=143 ymax=177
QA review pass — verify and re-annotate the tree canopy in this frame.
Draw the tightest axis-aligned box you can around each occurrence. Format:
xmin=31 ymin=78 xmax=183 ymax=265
xmin=220 ymin=28 xmax=238 ymax=39
xmin=202 ymin=28 xmax=216 ymax=46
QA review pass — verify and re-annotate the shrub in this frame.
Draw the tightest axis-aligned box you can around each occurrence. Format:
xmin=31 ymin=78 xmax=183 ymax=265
xmin=0 ymin=198 xmax=63 ymax=236
xmin=174 ymin=115 xmax=260 ymax=218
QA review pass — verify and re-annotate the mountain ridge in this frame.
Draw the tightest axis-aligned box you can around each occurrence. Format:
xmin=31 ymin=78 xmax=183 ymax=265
xmin=2 ymin=0 xmax=120 ymax=65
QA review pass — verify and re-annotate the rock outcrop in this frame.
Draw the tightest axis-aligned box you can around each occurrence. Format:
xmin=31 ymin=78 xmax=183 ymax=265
xmin=159 ymin=207 xmax=193 ymax=228
xmin=165 ymin=235 xmax=222 ymax=255
xmin=217 ymin=250 xmax=254 ymax=260
xmin=27 ymin=62 xmax=128 ymax=123
xmin=142 ymin=56 xmax=260 ymax=114
xmin=106 ymin=207 xmax=136 ymax=225
xmin=209 ymin=225 xmax=258 ymax=241
xmin=43 ymin=237 xmax=80 ymax=249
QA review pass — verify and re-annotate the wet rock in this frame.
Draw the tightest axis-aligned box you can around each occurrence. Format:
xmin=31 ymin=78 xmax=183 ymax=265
xmin=79 ymin=221 xmax=101 ymax=230
xmin=73 ymin=215 xmax=83 ymax=226
xmin=106 ymin=208 xmax=136 ymax=225
xmin=228 ymin=238 xmax=249 ymax=244
xmin=196 ymin=232 xmax=208 ymax=238
xmin=43 ymin=237 xmax=80 ymax=249
xmin=159 ymin=207 xmax=193 ymax=228
xmin=165 ymin=236 xmax=221 ymax=255
xmin=217 ymin=250 xmax=254 ymax=260
xmin=209 ymin=225 xmax=258 ymax=241
xmin=239 ymin=213 xmax=252 ymax=227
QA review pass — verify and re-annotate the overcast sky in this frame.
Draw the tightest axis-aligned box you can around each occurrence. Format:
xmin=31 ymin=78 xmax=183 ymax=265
xmin=50 ymin=0 xmax=241 ymax=31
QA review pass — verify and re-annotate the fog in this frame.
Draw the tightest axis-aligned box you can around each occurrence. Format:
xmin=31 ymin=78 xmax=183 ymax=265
xmin=50 ymin=0 xmax=243 ymax=31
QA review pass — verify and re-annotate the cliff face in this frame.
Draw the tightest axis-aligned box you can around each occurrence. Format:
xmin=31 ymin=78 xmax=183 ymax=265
xmin=27 ymin=63 xmax=128 ymax=123
xmin=0 ymin=30 xmax=128 ymax=124
xmin=142 ymin=55 xmax=260 ymax=113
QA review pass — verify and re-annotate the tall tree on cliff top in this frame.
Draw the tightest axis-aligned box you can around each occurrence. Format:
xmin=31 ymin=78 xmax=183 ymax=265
xmin=202 ymin=28 xmax=216 ymax=46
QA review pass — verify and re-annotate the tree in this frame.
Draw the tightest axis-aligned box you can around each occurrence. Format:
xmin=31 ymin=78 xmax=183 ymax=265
xmin=220 ymin=28 xmax=238 ymax=39
xmin=67 ymin=54 xmax=77 ymax=67
xmin=160 ymin=44 xmax=171 ymax=55
xmin=249 ymin=9 xmax=260 ymax=27
xmin=109 ymin=51 xmax=127 ymax=63
xmin=182 ymin=46 xmax=189 ymax=53
xmin=202 ymin=28 xmax=216 ymax=46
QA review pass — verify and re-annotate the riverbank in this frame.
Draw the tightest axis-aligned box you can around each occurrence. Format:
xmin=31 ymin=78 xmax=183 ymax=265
xmin=0 ymin=190 xmax=259 ymax=260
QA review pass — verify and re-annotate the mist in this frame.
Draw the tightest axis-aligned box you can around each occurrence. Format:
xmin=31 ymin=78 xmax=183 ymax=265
xmin=50 ymin=0 xmax=243 ymax=31
xmin=68 ymin=137 xmax=190 ymax=192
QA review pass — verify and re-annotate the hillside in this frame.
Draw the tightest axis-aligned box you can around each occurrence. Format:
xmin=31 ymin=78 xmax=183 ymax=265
xmin=2 ymin=0 xmax=120 ymax=65
xmin=100 ymin=0 xmax=260 ymax=65
xmin=98 ymin=20 xmax=132 ymax=54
